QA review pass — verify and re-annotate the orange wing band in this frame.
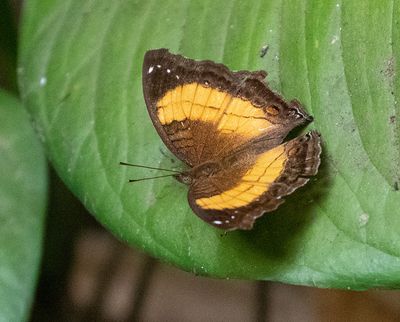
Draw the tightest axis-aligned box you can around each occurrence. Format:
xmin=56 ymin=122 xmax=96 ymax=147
xmin=156 ymin=83 xmax=273 ymax=138
xmin=195 ymin=144 xmax=286 ymax=210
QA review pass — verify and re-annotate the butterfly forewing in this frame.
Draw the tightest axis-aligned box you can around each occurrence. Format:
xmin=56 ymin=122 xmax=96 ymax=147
xmin=142 ymin=49 xmax=313 ymax=167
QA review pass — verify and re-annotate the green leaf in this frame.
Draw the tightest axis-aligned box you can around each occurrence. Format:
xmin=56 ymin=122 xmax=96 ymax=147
xmin=0 ymin=90 xmax=47 ymax=321
xmin=19 ymin=0 xmax=400 ymax=289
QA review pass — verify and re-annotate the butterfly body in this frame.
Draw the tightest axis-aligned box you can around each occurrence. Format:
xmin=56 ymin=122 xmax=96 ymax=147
xmin=142 ymin=49 xmax=321 ymax=230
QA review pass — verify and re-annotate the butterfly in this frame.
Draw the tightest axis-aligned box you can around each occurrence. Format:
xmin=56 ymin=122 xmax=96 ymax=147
xmin=141 ymin=48 xmax=321 ymax=231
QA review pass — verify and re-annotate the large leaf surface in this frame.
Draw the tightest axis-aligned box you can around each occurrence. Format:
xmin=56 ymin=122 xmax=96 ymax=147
xmin=19 ymin=0 xmax=400 ymax=289
xmin=0 ymin=91 xmax=47 ymax=321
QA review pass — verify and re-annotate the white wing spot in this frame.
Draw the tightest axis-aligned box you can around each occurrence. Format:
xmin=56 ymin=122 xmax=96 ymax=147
xmin=213 ymin=220 xmax=223 ymax=225
xmin=167 ymin=68 xmax=171 ymax=73
xmin=148 ymin=66 xmax=154 ymax=74
xmin=156 ymin=64 xmax=161 ymax=68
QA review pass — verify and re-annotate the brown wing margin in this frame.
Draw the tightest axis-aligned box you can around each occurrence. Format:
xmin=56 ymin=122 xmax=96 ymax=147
xmin=142 ymin=48 xmax=314 ymax=166
xmin=187 ymin=131 xmax=322 ymax=231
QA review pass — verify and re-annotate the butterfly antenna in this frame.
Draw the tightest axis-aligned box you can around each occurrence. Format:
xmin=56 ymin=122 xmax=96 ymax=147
xmin=128 ymin=173 xmax=176 ymax=183
xmin=119 ymin=161 xmax=181 ymax=173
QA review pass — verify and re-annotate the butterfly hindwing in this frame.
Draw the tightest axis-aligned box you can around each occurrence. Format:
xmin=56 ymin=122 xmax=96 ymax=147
xmin=187 ymin=131 xmax=321 ymax=230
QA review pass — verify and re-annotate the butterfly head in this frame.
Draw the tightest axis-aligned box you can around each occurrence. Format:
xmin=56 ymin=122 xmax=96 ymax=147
xmin=174 ymin=172 xmax=193 ymax=185
xmin=175 ymin=162 xmax=222 ymax=186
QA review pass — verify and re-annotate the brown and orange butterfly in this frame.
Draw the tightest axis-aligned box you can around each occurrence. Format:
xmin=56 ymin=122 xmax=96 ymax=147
xmin=141 ymin=49 xmax=321 ymax=231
